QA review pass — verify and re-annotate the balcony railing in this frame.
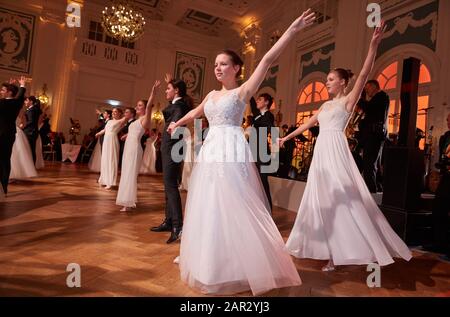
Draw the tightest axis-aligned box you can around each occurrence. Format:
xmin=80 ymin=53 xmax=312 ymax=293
xmin=75 ymin=38 xmax=143 ymax=73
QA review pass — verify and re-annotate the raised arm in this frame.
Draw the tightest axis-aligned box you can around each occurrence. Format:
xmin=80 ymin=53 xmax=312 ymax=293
xmin=167 ymin=91 xmax=213 ymax=134
xmin=278 ymin=109 xmax=321 ymax=147
xmin=142 ymin=80 xmax=161 ymax=129
xmin=345 ymin=21 xmax=386 ymax=112
xmin=240 ymin=9 xmax=315 ymax=101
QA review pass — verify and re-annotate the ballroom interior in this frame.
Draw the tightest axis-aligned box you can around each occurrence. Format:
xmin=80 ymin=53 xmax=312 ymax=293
xmin=0 ymin=0 xmax=449 ymax=297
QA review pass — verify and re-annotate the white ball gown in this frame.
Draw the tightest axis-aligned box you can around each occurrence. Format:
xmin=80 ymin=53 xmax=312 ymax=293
xmin=116 ymin=120 xmax=145 ymax=208
xmin=98 ymin=119 xmax=122 ymax=187
xmin=286 ymin=98 xmax=412 ymax=266
xmin=140 ymin=134 xmax=157 ymax=175
xmin=10 ymin=127 xmax=38 ymax=179
xmin=88 ymin=140 xmax=102 ymax=172
xmin=179 ymin=89 xmax=301 ymax=296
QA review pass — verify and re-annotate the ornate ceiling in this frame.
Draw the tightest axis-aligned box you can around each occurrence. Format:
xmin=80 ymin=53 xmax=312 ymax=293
xmin=93 ymin=0 xmax=283 ymax=38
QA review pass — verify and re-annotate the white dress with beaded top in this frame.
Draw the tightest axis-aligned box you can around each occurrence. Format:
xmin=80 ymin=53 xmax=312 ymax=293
xmin=179 ymin=89 xmax=301 ymax=296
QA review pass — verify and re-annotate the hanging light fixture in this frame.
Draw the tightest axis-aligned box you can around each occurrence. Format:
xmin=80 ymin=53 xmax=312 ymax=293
xmin=101 ymin=0 xmax=146 ymax=42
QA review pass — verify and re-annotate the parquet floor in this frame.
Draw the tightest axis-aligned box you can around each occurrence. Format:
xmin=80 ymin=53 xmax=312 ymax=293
xmin=0 ymin=162 xmax=449 ymax=297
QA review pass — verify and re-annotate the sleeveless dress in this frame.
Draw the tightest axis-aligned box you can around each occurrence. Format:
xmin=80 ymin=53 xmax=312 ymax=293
xmin=179 ymin=89 xmax=301 ymax=296
xmin=116 ymin=120 xmax=145 ymax=207
xmin=286 ymin=98 xmax=412 ymax=266
xmin=98 ymin=119 xmax=122 ymax=187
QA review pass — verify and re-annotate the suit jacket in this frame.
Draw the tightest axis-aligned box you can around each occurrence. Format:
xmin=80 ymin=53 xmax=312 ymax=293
xmin=161 ymin=99 xmax=191 ymax=153
xmin=0 ymin=86 xmax=26 ymax=138
xmin=253 ymin=111 xmax=275 ymax=164
xmin=358 ymin=90 xmax=390 ymax=137
xmin=23 ymin=104 xmax=42 ymax=136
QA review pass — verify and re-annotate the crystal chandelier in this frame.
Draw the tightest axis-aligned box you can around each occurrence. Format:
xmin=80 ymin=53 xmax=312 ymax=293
xmin=101 ymin=0 xmax=146 ymax=42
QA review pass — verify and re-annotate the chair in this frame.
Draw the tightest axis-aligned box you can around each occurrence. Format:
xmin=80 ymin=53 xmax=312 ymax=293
xmin=43 ymin=143 xmax=56 ymax=162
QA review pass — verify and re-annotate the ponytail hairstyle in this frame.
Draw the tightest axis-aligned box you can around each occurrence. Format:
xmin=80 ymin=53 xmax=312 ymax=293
xmin=169 ymin=79 xmax=194 ymax=110
xmin=332 ymin=68 xmax=355 ymax=87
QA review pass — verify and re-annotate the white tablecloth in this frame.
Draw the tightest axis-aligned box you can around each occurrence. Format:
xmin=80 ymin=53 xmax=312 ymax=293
xmin=61 ymin=144 xmax=81 ymax=163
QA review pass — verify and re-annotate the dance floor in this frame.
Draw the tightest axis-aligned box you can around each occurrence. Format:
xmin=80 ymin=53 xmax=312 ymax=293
xmin=0 ymin=162 xmax=449 ymax=297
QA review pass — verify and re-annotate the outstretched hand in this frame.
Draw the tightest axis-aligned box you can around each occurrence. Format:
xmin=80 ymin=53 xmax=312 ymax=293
xmin=167 ymin=122 xmax=176 ymax=135
xmin=277 ymin=137 xmax=286 ymax=148
xmin=370 ymin=20 xmax=386 ymax=47
xmin=164 ymin=73 xmax=173 ymax=84
xmin=152 ymin=80 xmax=161 ymax=92
xmin=290 ymin=8 xmax=316 ymax=32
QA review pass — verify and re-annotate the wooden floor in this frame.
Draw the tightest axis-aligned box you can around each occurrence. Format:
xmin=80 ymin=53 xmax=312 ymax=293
xmin=0 ymin=162 xmax=449 ymax=297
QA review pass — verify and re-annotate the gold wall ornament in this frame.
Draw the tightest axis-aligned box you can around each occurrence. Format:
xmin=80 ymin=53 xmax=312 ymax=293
xmin=151 ymin=104 xmax=163 ymax=125
xmin=101 ymin=0 xmax=146 ymax=42
xmin=38 ymin=83 xmax=49 ymax=105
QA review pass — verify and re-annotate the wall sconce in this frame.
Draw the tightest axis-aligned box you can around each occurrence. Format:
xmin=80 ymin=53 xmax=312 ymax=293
xmin=152 ymin=103 xmax=164 ymax=125
xmin=38 ymin=83 xmax=49 ymax=105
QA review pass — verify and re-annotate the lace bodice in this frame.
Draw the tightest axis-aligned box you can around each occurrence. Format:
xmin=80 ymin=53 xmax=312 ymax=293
xmin=318 ymin=98 xmax=352 ymax=132
xmin=204 ymin=89 xmax=246 ymax=127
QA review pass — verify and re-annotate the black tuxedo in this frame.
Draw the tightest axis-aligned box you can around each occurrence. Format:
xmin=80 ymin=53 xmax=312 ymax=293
xmin=160 ymin=98 xmax=191 ymax=229
xmin=357 ymin=90 xmax=390 ymax=193
xmin=23 ymin=105 xmax=42 ymax=163
xmin=0 ymin=86 xmax=26 ymax=194
xmin=251 ymin=99 xmax=274 ymax=211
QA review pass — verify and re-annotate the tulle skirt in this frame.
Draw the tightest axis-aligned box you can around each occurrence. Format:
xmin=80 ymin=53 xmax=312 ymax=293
xmin=140 ymin=140 xmax=157 ymax=175
xmin=88 ymin=141 xmax=101 ymax=172
xmin=10 ymin=128 xmax=38 ymax=179
xmin=286 ymin=130 xmax=412 ymax=266
xmin=179 ymin=126 xmax=301 ymax=296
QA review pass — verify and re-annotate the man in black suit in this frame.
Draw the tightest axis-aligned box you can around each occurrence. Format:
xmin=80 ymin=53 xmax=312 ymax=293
xmin=23 ymin=96 xmax=42 ymax=163
xmin=425 ymin=113 xmax=450 ymax=257
xmin=357 ymin=80 xmax=390 ymax=193
xmin=150 ymin=79 xmax=191 ymax=244
xmin=0 ymin=77 xmax=26 ymax=195
xmin=119 ymin=107 xmax=137 ymax=168
xmin=251 ymin=93 xmax=275 ymax=212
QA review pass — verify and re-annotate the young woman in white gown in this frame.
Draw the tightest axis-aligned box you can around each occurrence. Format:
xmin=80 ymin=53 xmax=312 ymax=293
xmin=116 ymin=81 xmax=160 ymax=211
xmin=96 ymin=108 xmax=125 ymax=189
xmin=10 ymin=118 xmax=38 ymax=180
xmin=167 ymin=9 xmax=316 ymax=296
xmin=140 ymin=128 xmax=158 ymax=175
xmin=279 ymin=21 xmax=412 ymax=271
xmin=89 ymin=110 xmax=111 ymax=172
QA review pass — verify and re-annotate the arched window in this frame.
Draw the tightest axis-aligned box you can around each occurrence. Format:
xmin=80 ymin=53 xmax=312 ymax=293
xmin=298 ymin=81 xmax=329 ymax=105
xmin=293 ymin=80 xmax=328 ymax=170
xmin=376 ymin=61 xmax=432 ymax=149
